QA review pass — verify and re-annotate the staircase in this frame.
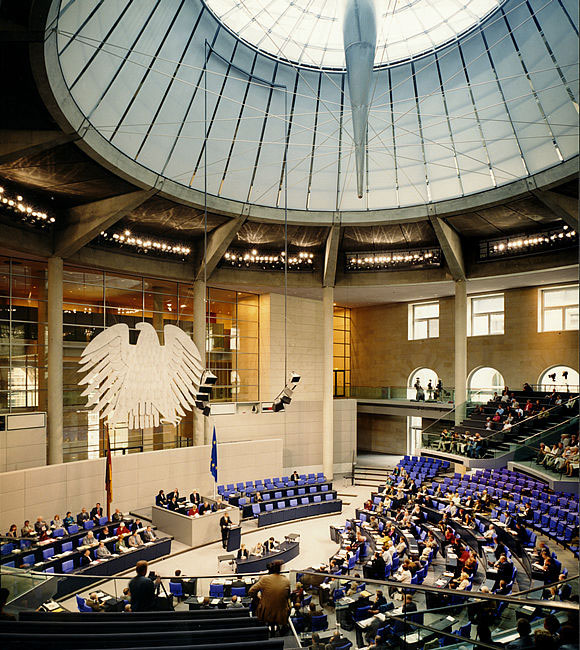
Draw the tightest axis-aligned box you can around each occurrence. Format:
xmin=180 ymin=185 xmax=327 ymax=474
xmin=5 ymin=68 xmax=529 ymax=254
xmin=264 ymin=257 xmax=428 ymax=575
xmin=353 ymin=465 xmax=392 ymax=488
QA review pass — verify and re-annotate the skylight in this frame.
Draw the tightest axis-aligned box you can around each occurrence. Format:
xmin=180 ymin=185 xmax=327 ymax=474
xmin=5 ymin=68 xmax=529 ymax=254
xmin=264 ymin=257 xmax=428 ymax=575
xmin=206 ymin=0 xmax=503 ymax=68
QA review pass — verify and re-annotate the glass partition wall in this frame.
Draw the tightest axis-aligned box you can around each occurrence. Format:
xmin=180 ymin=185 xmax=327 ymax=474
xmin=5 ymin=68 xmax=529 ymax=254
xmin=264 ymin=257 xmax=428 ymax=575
xmin=0 ymin=256 xmax=259 ymax=462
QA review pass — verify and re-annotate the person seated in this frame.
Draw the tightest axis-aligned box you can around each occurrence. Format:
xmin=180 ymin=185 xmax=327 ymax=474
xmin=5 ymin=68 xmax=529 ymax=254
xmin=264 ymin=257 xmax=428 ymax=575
xmin=228 ymin=594 xmax=244 ymax=608
xmin=19 ymin=520 xmax=33 ymax=538
xmin=111 ymin=509 xmax=123 ymax=523
xmin=79 ymin=548 xmax=92 ymax=567
xmin=90 ymin=503 xmax=103 ymax=522
xmin=506 ymin=617 xmax=534 ymax=649
xmin=127 ymin=532 xmax=144 ymax=548
xmin=167 ymin=487 xmax=180 ymax=502
xmin=95 ymin=542 xmax=112 ymax=559
xmin=116 ymin=522 xmax=130 ymax=536
xmin=81 ymin=530 xmax=98 ymax=547
xmin=6 ymin=524 xmax=18 ymax=538
xmin=252 ymin=542 xmax=264 ymax=556
xmin=34 ymin=516 xmax=49 ymax=536
xmin=368 ymin=551 xmax=386 ymax=580
xmin=303 ymin=602 xmax=323 ymax=631
xmin=155 ymin=490 xmax=167 ymax=507
xmin=237 ymin=544 xmax=250 ymax=560
xmin=290 ymin=470 xmax=300 ymax=482
xmin=186 ymin=504 xmax=198 ymax=517
xmin=85 ymin=592 xmax=105 ymax=612
xmin=77 ymin=508 xmax=90 ymax=525
xmin=451 ymin=572 xmax=471 ymax=591
xmin=142 ymin=526 xmax=156 ymax=542
xmin=63 ymin=511 xmax=75 ymax=528
xmin=167 ymin=496 xmax=178 ymax=511
xmin=368 ymin=589 xmax=387 ymax=614
xmin=197 ymin=501 xmax=211 ymax=515
xmin=170 ymin=569 xmax=196 ymax=596
xmin=264 ymin=536 xmax=277 ymax=552
xmin=51 ymin=514 xmax=63 ymax=530
xmin=492 ymin=555 xmax=513 ymax=590
xmin=98 ymin=526 xmax=111 ymax=541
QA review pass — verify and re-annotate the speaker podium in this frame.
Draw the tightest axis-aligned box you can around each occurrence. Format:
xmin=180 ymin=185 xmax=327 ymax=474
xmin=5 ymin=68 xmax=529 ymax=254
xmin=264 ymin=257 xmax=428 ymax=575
xmin=227 ymin=525 xmax=241 ymax=552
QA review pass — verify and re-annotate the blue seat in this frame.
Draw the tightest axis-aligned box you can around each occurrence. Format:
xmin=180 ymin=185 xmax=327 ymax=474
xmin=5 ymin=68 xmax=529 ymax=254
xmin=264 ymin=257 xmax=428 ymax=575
xmin=289 ymin=499 xmax=298 ymax=507
xmin=309 ymin=486 xmax=317 ymax=493
xmin=62 ymin=560 xmax=74 ymax=573
xmin=76 ymin=595 xmax=93 ymax=612
xmin=298 ymin=488 xmax=306 ymax=495
xmin=209 ymin=583 xmax=224 ymax=598
xmin=232 ymin=586 xmax=246 ymax=597
xmin=291 ymin=616 xmax=305 ymax=634
xmin=238 ymin=497 xmax=247 ymax=507
xmin=321 ymin=484 xmax=329 ymax=492
xmin=42 ymin=548 xmax=55 ymax=561
xmin=301 ymin=497 xmax=309 ymax=505
xmin=4 ymin=561 xmax=15 ymax=568
xmin=313 ymin=495 xmax=322 ymax=503
xmin=277 ymin=501 xmax=285 ymax=509
xmin=311 ymin=614 xmax=328 ymax=632
xmin=169 ymin=581 xmax=183 ymax=599
xmin=83 ymin=520 xmax=94 ymax=530
xmin=354 ymin=606 xmax=371 ymax=622
xmin=98 ymin=516 xmax=108 ymax=526
xmin=1 ymin=543 xmax=14 ymax=555
xmin=252 ymin=504 xmax=261 ymax=518
xmin=52 ymin=528 xmax=65 ymax=538
xmin=44 ymin=567 xmax=55 ymax=574
xmin=265 ymin=503 xmax=274 ymax=512
xmin=22 ymin=554 xmax=35 ymax=565
xmin=287 ymin=490 xmax=295 ymax=497
xmin=274 ymin=491 xmax=282 ymax=499
xmin=325 ymin=493 xmax=333 ymax=501
xmin=262 ymin=493 xmax=271 ymax=500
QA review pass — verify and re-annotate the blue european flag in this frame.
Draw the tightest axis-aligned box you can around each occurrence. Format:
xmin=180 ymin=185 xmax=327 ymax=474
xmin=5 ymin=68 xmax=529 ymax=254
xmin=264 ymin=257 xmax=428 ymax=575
xmin=210 ymin=427 xmax=218 ymax=482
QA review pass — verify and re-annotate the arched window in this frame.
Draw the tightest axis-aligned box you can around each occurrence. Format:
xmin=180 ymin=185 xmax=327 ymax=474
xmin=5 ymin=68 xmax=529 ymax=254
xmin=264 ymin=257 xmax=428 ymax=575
xmin=468 ymin=367 xmax=504 ymax=403
xmin=407 ymin=368 xmax=439 ymax=401
xmin=538 ymin=366 xmax=579 ymax=393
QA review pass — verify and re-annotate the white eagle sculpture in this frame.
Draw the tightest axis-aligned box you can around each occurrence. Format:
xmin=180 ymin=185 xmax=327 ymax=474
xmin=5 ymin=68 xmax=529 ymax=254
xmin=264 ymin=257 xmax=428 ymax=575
xmin=78 ymin=322 xmax=204 ymax=429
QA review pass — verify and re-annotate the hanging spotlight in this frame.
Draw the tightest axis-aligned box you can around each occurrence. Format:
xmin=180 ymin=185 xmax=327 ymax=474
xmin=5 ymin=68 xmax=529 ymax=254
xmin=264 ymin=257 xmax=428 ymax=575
xmin=290 ymin=372 xmax=301 ymax=384
xmin=272 ymin=371 xmax=302 ymax=412
xmin=195 ymin=370 xmax=218 ymax=417
xmin=548 ymin=373 xmax=557 ymax=382
xmin=562 ymin=371 xmax=569 ymax=380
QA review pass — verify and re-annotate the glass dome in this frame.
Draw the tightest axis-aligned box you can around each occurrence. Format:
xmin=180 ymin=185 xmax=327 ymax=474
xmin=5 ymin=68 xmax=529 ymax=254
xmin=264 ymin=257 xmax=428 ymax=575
xmin=47 ymin=0 xmax=578 ymax=219
xmin=206 ymin=0 xmax=503 ymax=69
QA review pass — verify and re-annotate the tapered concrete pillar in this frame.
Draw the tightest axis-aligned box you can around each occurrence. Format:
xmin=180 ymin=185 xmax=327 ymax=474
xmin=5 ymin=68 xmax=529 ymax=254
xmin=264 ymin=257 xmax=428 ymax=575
xmin=454 ymin=279 xmax=467 ymax=425
xmin=192 ymin=280 xmax=207 ymax=446
xmin=322 ymin=287 xmax=334 ymax=479
xmin=47 ymin=256 xmax=63 ymax=464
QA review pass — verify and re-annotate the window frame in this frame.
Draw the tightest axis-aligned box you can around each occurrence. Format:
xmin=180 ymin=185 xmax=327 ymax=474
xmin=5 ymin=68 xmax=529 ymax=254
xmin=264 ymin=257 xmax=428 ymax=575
xmin=467 ymin=293 xmax=505 ymax=337
xmin=538 ymin=284 xmax=579 ymax=333
xmin=408 ymin=301 xmax=440 ymax=341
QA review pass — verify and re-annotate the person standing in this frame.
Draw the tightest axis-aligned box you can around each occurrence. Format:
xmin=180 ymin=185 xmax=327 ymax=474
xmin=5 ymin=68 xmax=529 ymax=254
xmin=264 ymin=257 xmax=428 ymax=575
xmin=128 ymin=560 xmax=158 ymax=612
xmin=219 ymin=512 xmax=232 ymax=550
xmin=248 ymin=560 xmax=291 ymax=635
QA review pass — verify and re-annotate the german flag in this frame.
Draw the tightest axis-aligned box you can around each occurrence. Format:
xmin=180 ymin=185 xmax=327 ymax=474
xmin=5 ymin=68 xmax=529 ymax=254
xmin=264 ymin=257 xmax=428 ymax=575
xmin=105 ymin=427 xmax=113 ymax=519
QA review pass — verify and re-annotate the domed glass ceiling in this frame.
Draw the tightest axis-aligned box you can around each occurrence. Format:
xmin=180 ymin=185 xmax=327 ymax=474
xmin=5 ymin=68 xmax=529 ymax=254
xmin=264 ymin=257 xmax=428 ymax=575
xmin=48 ymin=0 xmax=578 ymax=219
xmin=206 ymin=0 xmax=503 ymax=68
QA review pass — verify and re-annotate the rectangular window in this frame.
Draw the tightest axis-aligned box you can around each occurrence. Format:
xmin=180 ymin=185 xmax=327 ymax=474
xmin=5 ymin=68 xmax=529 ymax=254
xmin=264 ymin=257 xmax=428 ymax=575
xmin=333 ymin=306 xmax=351 ymax=397
xmin=408 ymin=301 xmax=439 ymax=340
xmin=539 ymin=285 xmax=579 ymax=332
xmin=468 ymin=293 xmax=504 ymax=337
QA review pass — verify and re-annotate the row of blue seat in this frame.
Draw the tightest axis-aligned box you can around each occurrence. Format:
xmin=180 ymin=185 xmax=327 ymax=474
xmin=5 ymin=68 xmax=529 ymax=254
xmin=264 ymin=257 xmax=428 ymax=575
xmin=218 ymin=473 xmax=326 ymax=498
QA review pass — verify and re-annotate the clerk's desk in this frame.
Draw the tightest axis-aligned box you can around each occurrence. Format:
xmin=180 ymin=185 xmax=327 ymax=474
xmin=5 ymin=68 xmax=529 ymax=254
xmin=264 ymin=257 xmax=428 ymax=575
xmin=152 ymin=502 xmax=240 ymax=547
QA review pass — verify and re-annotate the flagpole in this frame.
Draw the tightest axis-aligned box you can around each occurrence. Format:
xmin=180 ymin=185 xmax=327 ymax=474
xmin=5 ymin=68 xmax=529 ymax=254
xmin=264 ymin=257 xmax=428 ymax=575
xmin=105 ymin=422 xmax=112 ymax=521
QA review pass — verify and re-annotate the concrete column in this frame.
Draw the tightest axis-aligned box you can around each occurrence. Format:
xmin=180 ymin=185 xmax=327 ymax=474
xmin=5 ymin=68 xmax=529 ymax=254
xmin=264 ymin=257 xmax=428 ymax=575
xmin=47 ymin=256 xmax=63 ymax=465
xmin=454 ymin=279 xmax=467 ymax=425
xmin=192 ymin=280 xmax=207 ymax=446
xmin=322 ymin=286 xmax=334 ymax=479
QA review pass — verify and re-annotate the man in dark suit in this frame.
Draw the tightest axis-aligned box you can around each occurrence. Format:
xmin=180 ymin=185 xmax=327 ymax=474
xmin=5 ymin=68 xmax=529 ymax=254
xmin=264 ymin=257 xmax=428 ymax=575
xmin=168 ymin=487 xmax=180 ymax=502
xmin=155 ymin=490 xmax=167 ymax=507
xmin=290 ymin=470 xmax=300 ymax=482
xmin=189 ymin=490 xmax=201 ymax=504
xmin=219 ymin=512 xmax=232 ymax=549
xmin=90 ymin=503 xmax=103 ymax=522
xmin=79 ymin=548 xmax=92 ymax=568
xmin=264 ymin=537 xmax=277 ymax=553
xmin=368 ymin=552 xmax=386 ymax=581
xmin=77 ymin=508 xmax=90 ymax=525
xmin=493 ymin=555 xmax=513 ymax=591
